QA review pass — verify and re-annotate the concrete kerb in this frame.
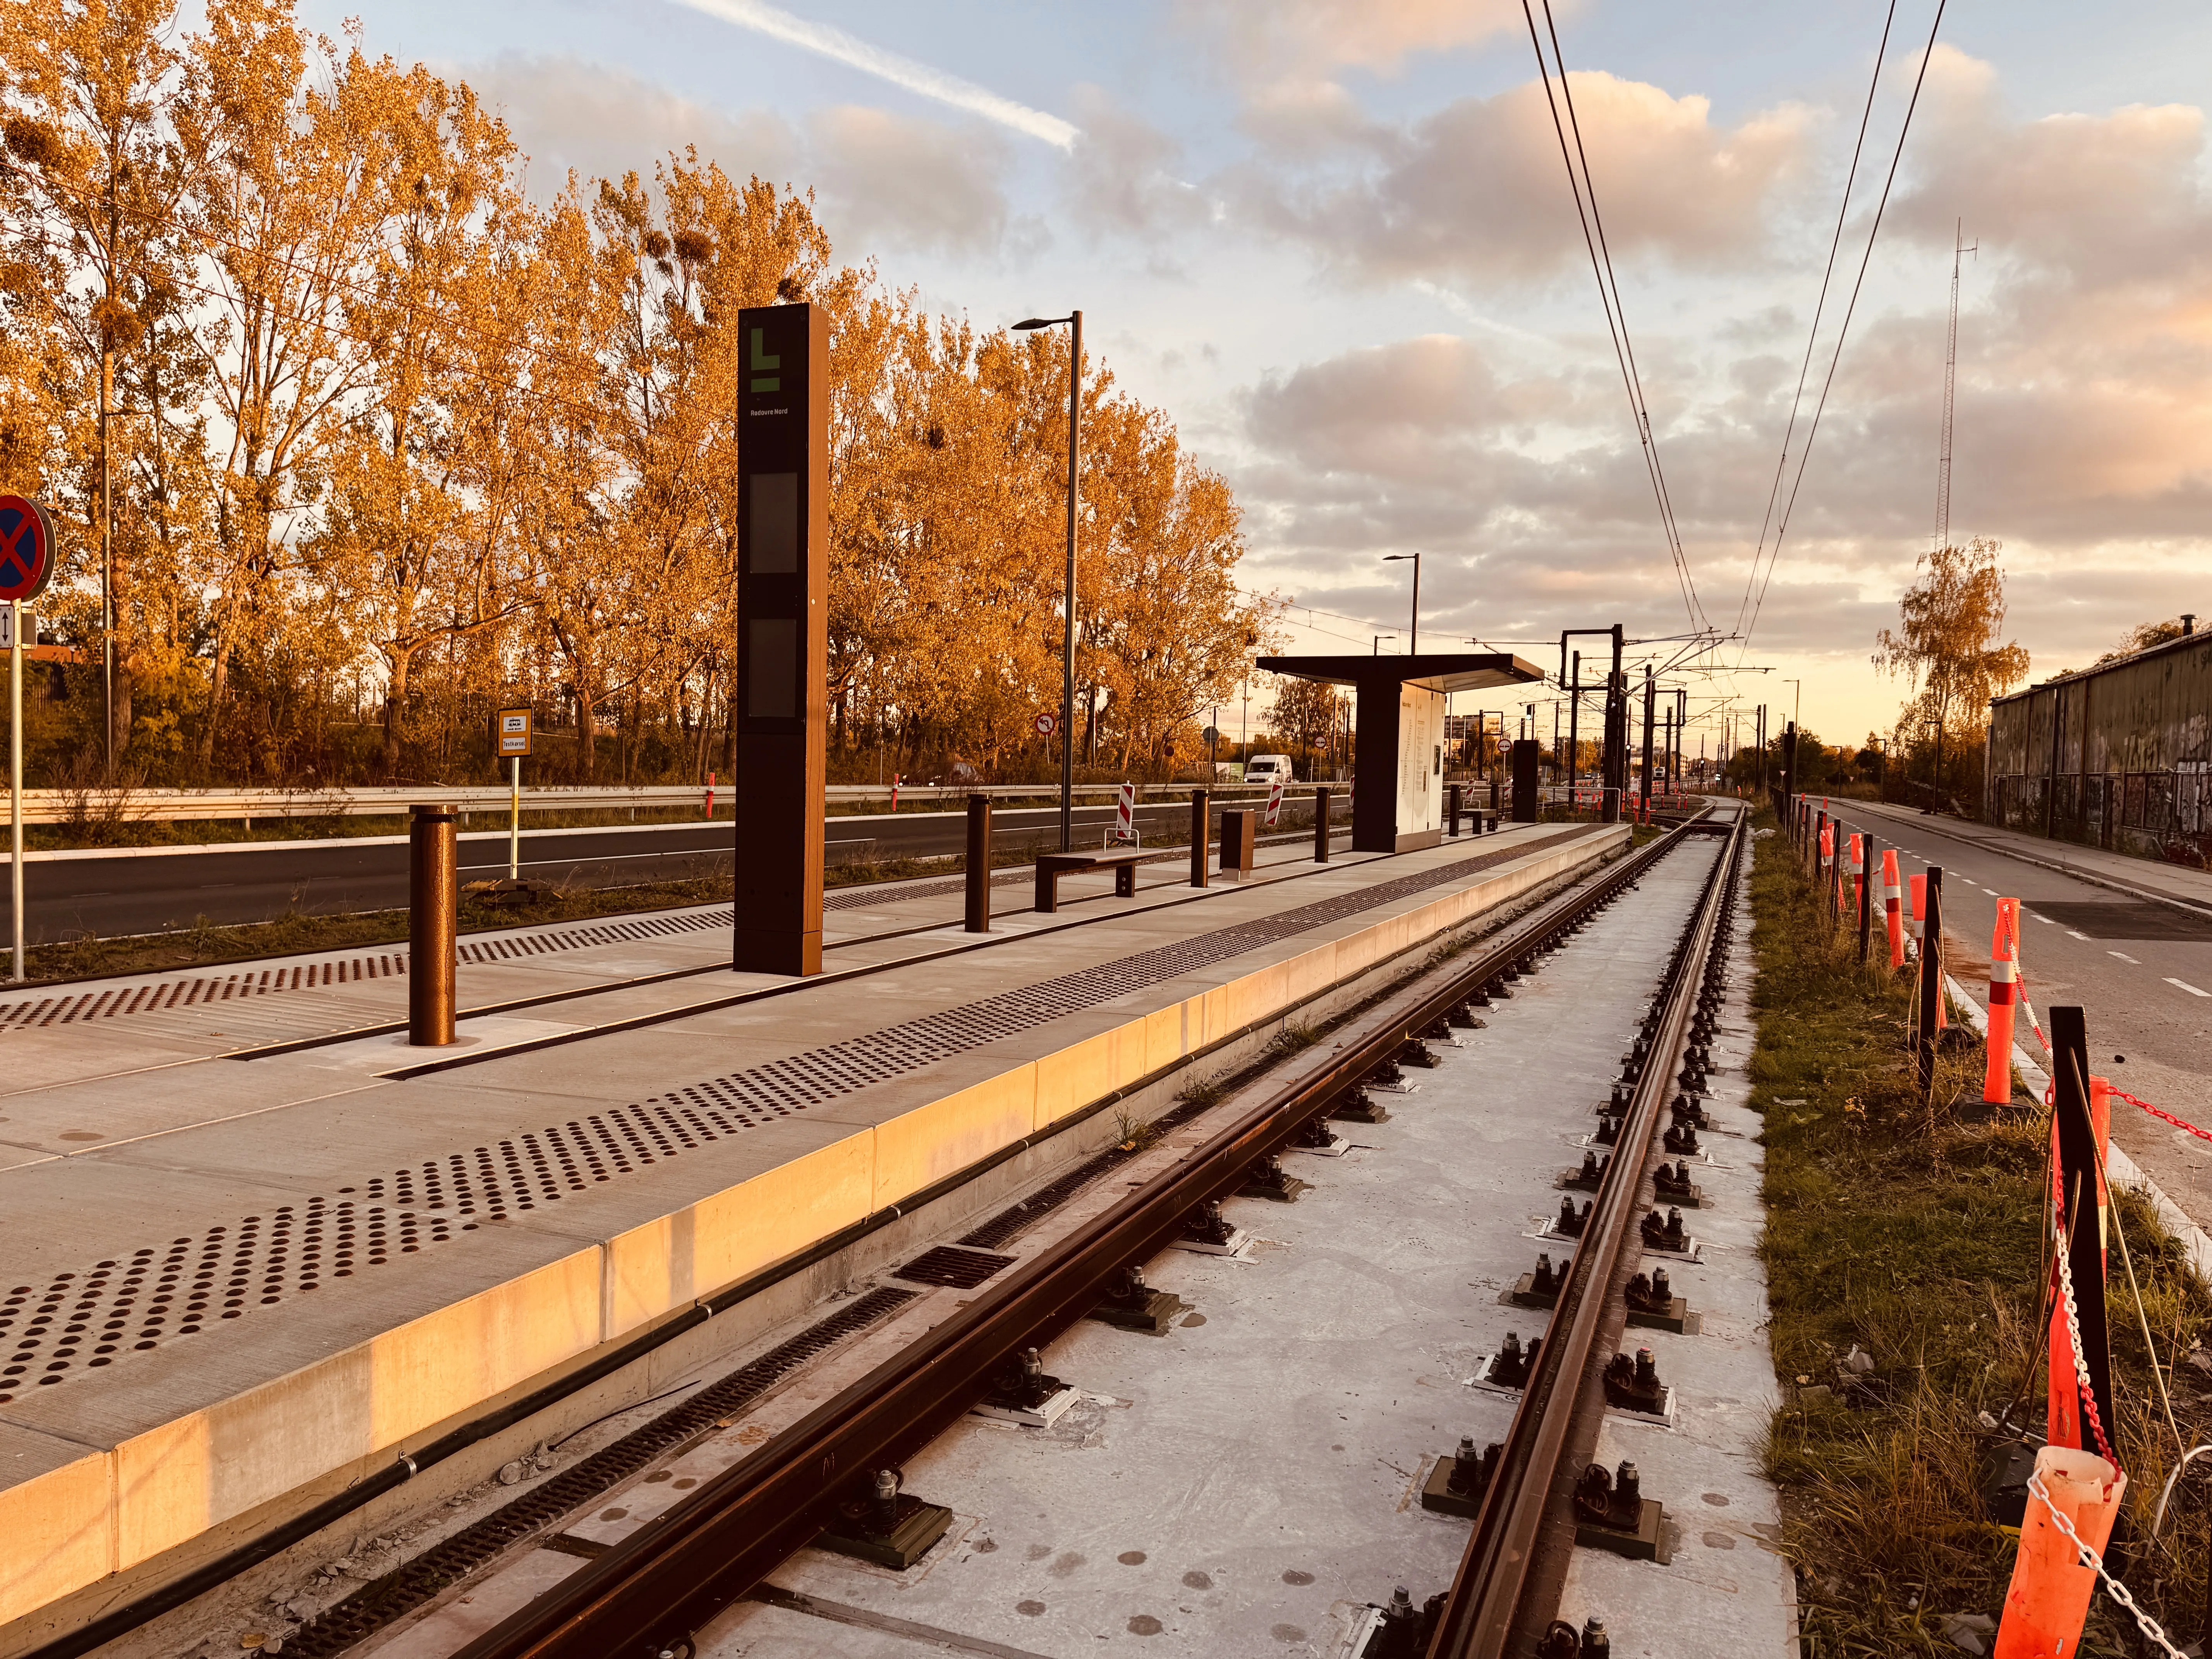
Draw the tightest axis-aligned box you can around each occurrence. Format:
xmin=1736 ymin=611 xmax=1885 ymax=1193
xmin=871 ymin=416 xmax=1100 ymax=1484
xmin=4 ymin=827 xmax=1628 ymax=1659
xmin=1944 ymin=970 xmax=2212 ymax=1289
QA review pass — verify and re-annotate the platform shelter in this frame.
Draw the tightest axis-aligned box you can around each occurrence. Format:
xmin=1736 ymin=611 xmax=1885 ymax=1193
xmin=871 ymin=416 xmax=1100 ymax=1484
xmin=1256 ymin=653 xmax=1545 ymax=853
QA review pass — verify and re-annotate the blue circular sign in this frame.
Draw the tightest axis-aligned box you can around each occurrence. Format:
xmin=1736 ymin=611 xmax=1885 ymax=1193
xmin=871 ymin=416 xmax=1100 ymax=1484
xmin=0 ymin=497 xmax=55 ymax=603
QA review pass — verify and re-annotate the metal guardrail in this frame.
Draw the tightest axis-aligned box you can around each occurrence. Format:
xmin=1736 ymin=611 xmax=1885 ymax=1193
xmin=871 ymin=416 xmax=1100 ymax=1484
xmin=10 ymin=780 xmax=1325 ymax=827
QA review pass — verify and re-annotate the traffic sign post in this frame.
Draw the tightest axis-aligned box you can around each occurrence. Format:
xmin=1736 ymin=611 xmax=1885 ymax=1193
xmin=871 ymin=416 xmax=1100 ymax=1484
xmin=0 ymin=496 xmax=56 ymax=984
xmin=495 ymin=708 xmax=533 ymax=881
xmin=1034 ymin=712 xmax=1056 ymax=739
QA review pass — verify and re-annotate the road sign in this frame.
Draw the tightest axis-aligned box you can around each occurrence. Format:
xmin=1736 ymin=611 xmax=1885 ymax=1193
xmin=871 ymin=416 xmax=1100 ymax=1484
xmin=1034 ymin=712 xmax=1056 ymax=738
xmin=0 ymin=609 xmax=33 ymax=652
xmin=0 ymin=498 xmax=56 ymax=604
xmin=495 ymin=708 xmax=534 ymax=757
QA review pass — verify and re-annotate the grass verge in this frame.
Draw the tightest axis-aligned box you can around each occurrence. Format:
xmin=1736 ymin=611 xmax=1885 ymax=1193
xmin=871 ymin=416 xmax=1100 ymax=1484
xmin=1750 ymin=816 xmax=2212 ymax=1656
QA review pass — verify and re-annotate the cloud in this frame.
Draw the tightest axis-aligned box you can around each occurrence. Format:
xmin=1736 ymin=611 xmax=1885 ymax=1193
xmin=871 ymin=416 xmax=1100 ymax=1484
xmin=1241 ymin=72 xmax=1809 ymax=285
xmin=1064 ymin=87 xmax=1209 ymax=240
xmin=666 ymin=0 xmax=1078 ymax=148
xmin=808 ymin=106 xmax=1014 ymax=258
xmin=1176 ymin=0 xmax=1537 ymax=81
xmin=468 ymin=55 xmax=797 ymax=200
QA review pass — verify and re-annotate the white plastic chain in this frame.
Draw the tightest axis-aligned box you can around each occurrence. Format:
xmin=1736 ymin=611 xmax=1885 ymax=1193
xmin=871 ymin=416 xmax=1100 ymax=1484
xmin=2051 ymin=1194 xmax=2117 ymax=1465
xmin=2024 ymin=1472 xmax=2187 ymax=1659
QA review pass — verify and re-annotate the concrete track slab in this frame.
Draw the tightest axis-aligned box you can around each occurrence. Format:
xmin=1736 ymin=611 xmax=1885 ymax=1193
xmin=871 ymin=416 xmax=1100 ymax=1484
xmin=721 ymin=834 xmax=1779 ymax=1659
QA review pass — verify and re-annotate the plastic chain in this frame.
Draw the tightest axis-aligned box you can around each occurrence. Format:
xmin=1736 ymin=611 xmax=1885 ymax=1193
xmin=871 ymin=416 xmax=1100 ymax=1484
xmin=2024 ymin=1472 xmax=2188 ymax=1659
xmin=2113 ymin=1087 xmax=2212 ymax=1148
xmin=2052 ymin=1191 xmax=2118 ymax=1469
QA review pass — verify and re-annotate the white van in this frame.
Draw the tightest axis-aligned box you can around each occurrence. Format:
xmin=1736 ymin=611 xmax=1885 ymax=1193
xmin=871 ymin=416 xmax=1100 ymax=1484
xmin=1244 ymin=754 xmax=1294 ymax=784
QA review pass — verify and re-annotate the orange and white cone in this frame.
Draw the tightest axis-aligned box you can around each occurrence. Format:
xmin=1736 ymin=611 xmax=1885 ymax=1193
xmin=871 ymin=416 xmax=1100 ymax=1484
xmin=1992 ymin=1448 xmax=2126 ymax=1659
xmin=1882 ymin=850 xmax=1906 ymax=968
xmin=1848 ymin=833 xmax=1864 ymax=912
xmin=1984 ymin=898 xmax=2020 ymax=1105
xmin=1908 ymin=873 xmax=1926 ymax=955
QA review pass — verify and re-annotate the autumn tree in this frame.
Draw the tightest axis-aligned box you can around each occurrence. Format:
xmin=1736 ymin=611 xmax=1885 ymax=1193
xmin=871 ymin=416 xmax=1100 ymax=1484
xmin=1874 ymin=537 xmax=2029 ymax=802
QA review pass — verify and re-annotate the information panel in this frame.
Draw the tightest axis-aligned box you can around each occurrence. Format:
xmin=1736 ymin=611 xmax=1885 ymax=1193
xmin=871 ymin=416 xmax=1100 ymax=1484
xmin=734 ymin=303 xmax=828 ymax=975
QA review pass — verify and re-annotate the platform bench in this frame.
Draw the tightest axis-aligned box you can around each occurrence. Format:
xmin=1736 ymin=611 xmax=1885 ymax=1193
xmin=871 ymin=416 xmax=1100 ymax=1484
xmin=1035 ymin=848 xmax=1148 ymax=912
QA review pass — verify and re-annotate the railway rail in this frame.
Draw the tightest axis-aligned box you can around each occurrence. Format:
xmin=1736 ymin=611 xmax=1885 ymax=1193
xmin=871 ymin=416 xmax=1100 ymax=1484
xmin=336 ymin=808 xmax=1747 ymax=1659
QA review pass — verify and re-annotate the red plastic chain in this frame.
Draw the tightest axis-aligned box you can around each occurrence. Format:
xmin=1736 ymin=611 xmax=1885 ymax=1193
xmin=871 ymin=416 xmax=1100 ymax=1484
xmin=2113 ymin=1087 xmax=2212 ymax=1146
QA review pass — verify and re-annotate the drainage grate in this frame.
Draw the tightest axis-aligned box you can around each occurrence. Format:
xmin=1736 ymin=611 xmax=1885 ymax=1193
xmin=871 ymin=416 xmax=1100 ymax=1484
xmin=275 ymin=1287 xmax=915 ymax=1659
xmin=891 ymin=1245 xmax=1017 ymax=1288
xmin=24 ymin=835 xmax=1579 ymax=1403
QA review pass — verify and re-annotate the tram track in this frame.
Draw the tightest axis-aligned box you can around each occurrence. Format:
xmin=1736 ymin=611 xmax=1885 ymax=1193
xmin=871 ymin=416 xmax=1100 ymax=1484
xmin=404 ymin=809 xmax=1742 ymax=1659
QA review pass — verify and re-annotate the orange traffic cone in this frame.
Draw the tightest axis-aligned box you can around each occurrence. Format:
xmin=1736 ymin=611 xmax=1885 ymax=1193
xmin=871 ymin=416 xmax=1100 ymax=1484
xmin=1882 ymin=850 xmax=1906 ymax=968
xmin=1848 ymin=832 xmax=1864 ymax=912
xmin=1984 ymin=898 xmax=2020 ymax=1105
xmin=1992 ymin=1448 xmax=2126 ymax=1659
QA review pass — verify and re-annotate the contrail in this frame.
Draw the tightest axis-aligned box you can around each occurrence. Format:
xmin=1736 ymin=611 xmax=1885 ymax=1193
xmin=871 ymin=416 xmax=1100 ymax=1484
xmin=669 ymin=0 xmax=1079 ymax=149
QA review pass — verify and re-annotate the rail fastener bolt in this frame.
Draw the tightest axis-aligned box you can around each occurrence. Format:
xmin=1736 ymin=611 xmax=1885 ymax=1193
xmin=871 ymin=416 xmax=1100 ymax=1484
xmin=1487 ymin=1330 xmax=1542 ymax=1390
xmin=1396 ymin=1039 xmax=1439 ymax=1070
xmin=1662 ymin=1119 xmax=1700 ymax=1156
xmin=1086 ymin=1262 xmax=1193 ymax=1335
xmin=1360 ymin=1585 xmax=1444 ymax=1658
xmin=1539 ymin=1616 xmax=1613 ymax=1658
xmin=1331 ymin=1089 xmax=1390 ymax=1125
xmin=816 ymin=1467 xmax=955 ymax=1569
xmin=1420 ymin=1436 xmax=1502 ymax=1518
xmin=1511 ymin=1252 xmax=1562 ymax=1309
xmin=1237 ymin=1154 xmax=1311 ymax=1204
xmin=1603 ymin=1346 xmax=1671 ymax=1419
xmin=1562 ymin=1151 xmax=1609 ymax=1191
xmin=1555 ymin=1195 xmax=1591 ymax=1237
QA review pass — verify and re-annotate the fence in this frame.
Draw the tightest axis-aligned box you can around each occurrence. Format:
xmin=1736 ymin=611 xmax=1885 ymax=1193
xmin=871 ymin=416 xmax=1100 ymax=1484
xmin=13 ymin=780 xmax=1309 ymax=829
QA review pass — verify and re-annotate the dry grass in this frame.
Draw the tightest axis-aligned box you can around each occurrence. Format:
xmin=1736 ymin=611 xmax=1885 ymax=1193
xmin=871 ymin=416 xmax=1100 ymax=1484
xmin=1750 ymin=820 xmax=2212 ymax=1656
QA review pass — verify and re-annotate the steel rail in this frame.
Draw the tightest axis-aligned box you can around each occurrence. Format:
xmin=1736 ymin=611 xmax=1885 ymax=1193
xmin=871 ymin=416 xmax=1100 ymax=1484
xmin=1427 ymin=811 xmax=1744 ymax=1659
xmin=451 ymin=821 xmax=1695 ymax=1659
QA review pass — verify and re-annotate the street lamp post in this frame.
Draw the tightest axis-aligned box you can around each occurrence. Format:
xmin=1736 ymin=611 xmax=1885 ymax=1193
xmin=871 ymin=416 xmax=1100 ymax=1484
xmin=1382 ymin=552 xmax=1420 ymax=654
xmin=1014 ymin=310 xmax=1082 ymax=851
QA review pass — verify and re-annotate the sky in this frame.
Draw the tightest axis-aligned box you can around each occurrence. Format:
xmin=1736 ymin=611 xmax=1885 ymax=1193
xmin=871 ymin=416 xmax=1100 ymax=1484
xmin=309 ymin=0 xmax=2212 ymax=759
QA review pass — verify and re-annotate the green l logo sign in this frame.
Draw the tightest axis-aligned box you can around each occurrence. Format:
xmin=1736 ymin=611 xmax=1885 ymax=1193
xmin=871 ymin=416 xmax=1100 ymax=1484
xmin=750 ymin=327 xmax=780 ymax=393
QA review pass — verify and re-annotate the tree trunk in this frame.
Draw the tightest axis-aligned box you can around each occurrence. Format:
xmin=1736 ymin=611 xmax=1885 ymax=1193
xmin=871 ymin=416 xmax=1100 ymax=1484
xmin=383 ymin=647 xmax=412 ymax=780
xmin=575 ymin=690 xmax=597 ymax=781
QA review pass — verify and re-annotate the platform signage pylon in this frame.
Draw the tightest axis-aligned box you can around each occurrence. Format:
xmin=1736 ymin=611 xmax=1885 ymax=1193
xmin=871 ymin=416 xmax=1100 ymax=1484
xmin=733 ymin=304 xmax=828 ymax=976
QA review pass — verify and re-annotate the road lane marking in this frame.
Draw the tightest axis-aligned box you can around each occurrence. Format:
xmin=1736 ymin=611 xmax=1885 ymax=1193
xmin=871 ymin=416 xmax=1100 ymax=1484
xmin=2168 ymin=977 xmax=2212 ymax=997
xmin=2068 ymin=930 xmax=2092 ymax=940
xmin=2033 ymin=914 xmax=2054 ymax=923
xmin=2110 ymin=951 xmax=2142 ymax=964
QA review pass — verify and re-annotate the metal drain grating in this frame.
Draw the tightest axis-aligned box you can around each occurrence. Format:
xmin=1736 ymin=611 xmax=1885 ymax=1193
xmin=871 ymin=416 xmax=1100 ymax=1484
xmin=274 ymin=1287 xmax=916 ymax=1659
xmin=25 ymin=835 xmax=1578 ymax=1403
xmin=891 ymin=1245 xmax=1017 ymax=1288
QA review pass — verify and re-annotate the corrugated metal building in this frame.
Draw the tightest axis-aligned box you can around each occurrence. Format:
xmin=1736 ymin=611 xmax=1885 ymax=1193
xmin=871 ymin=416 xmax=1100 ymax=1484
xmin=1985 ymin=629 xmax=2212 ymax=861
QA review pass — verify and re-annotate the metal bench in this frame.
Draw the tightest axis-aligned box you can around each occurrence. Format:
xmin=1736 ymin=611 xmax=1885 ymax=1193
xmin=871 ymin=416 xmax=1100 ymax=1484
xmin=1034 ymin=848 xmax=1148 ymax=912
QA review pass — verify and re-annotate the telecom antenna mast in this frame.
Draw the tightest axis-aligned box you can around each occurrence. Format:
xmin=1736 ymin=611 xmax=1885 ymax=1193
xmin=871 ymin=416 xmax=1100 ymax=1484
xmin=1934 ymin=220 xmax=1977 ymax=555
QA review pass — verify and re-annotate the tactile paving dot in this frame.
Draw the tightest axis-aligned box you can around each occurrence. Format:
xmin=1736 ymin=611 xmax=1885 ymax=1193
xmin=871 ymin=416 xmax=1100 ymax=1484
xmin=8 ymin=839 xmax=1576 ymax=1405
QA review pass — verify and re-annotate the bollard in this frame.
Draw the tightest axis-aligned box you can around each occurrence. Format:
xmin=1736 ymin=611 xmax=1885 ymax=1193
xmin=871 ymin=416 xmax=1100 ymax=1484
xmin=1189 ymin=788 xmax=1209 ymax=888
xmin=1857 ymin=833 xmax=1876 ymax=964
xmin=1448 ymin=782 xmax=1462 ymax=838
xmin=1984 ymin=897 xmax=2020 ymax=1103
xmin=409 ymin=802 xmax=458 ymax=1046
xmin=1314 ymin=786 xmax=1332 ymax=863
xmin=1884 ymin=851 xmax=1906 ymax=967
xmin=1219 ymin=808 xmax=1257 ymax=879
xmin=1991 ymin=1448 xmax=2125 ymax=1659
xmin=1915 ymin=868 xmax=1944 ymax=1088
xmin=964 ymin=794 xmax=991 ymax=933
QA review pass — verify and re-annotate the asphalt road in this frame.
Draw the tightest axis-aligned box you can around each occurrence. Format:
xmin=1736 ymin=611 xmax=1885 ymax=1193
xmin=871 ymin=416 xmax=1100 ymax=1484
xmin=16 ymin=798 xmax=1304 ymax=941
xmin=1837 ymin=799 xmax=2212 ymax=1232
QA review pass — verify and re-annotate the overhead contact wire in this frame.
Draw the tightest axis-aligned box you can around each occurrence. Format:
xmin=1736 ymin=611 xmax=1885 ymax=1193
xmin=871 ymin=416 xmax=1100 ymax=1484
xmin=1743 ymin=0 xmax=1949 ymax=655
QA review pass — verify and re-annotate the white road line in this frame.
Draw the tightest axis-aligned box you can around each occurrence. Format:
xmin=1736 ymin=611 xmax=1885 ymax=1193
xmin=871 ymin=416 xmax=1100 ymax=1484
xmin=2167 ymin=977 xmax=2212 ymax=998
xmin=2109 ymin=950 xmax=2142 ymax=964
xmin=2068 ymin=930 xmax=2092 ymax=940
xmin=2034 ymin=914 xmax=2054 ymax=923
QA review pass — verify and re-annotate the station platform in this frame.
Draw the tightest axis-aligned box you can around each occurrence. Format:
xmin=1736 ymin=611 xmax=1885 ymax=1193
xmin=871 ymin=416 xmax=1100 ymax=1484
xmin=0 ymin=820 xmax=1624 ymax=1650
